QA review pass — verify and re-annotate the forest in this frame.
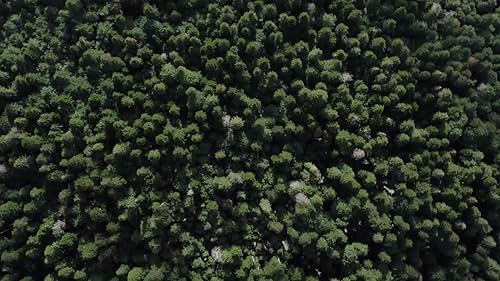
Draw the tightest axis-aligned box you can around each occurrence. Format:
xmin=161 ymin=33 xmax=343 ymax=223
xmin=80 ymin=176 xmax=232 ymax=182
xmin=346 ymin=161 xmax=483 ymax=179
xmin=0 ymin=0 xmax=500 ymax=280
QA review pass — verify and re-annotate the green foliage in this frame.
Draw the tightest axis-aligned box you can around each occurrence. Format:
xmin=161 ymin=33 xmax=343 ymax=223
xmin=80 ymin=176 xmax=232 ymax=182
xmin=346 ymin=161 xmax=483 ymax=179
xmin=127 ymin=267 xmax=145 ymax=281
xmin=0 ymin=1 xmax=499 ymax=281
xmin=77 ymin=242 xmax=98 ymax=260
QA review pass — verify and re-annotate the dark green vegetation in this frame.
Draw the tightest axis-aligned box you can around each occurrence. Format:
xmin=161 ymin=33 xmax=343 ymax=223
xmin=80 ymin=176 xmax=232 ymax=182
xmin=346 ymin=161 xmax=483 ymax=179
xmin=1 ymin=0 xmax=500 ymax=280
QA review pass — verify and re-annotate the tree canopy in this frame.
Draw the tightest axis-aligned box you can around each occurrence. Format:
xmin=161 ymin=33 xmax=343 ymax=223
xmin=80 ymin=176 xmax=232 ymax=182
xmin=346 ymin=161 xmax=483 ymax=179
xmin=1 ymin=0 xmax=500 ymax=280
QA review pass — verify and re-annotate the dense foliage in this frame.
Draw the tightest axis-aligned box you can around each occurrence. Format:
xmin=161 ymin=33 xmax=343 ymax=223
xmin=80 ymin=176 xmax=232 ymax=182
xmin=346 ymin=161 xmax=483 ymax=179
xmin=1 ymin=0 xmax=500 ymax=280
